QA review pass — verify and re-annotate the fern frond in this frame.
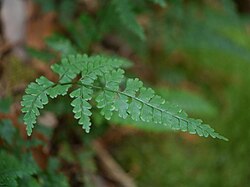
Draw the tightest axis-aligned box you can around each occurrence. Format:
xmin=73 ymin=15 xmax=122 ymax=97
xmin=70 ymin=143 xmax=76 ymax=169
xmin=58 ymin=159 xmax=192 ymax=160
xmin=112 ymin=0 xmax=145 ymax=40
xmin=21 ymin=54 xmax=227 ymax=140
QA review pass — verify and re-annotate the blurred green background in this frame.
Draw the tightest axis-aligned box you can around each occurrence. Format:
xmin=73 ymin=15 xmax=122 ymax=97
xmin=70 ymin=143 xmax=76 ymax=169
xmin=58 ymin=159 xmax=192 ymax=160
xmin=1 ymin=0 xmax=250 ymax=186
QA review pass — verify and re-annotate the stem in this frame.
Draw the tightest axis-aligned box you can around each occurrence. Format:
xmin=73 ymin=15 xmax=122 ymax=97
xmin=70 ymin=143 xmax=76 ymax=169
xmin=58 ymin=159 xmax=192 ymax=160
xmin=65 ymin=81 xmax=190 ymax=124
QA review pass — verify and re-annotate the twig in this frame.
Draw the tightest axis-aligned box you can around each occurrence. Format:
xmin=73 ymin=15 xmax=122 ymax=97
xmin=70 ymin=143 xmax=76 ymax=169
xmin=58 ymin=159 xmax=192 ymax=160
xmin=92 ymin=141 xmax=137 ymax=187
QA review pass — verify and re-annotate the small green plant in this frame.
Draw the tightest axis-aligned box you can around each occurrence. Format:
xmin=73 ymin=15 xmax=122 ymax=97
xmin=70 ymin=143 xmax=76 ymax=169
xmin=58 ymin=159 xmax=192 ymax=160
xmin=21 ymin=54 xmax=227 ymax=140
xmin=0 ymin=98 xmax=69 ymax=187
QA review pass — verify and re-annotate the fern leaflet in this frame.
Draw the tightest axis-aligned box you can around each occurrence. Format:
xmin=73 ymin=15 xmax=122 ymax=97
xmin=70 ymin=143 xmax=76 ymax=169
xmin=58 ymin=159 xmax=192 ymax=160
xmin=70 ymin=86 xmax=93 ymax=133
xmin=21 ymin=76 xmax=54 ymax=136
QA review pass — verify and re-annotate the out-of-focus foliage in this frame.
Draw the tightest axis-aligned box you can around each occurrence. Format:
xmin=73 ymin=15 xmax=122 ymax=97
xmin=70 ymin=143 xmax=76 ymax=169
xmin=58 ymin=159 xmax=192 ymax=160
xmin=0 ymin=99 xmax=70 ymax=187
xmin=1 ymin=0 xmax=250 ymax=186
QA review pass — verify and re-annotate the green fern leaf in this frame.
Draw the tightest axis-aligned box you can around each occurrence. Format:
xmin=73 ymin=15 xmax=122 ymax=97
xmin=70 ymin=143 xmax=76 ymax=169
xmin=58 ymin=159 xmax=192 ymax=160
xmin=21 ymin=76 xmax=54 ymax=136
xmin=21 ymin=54 xmax=227 ymax=140
xmin=47 ymin=84 xmax=72 ymax=98
xmin=80 ymin=55 xmax=125 ymax=84
xmin=96 ymin=91 xmax=116 ymax=120
xmin=70 ymin=86 xmax=93 ymax=133
xmin=96 ymin=69 xmax=124 ymax=120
